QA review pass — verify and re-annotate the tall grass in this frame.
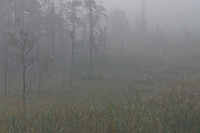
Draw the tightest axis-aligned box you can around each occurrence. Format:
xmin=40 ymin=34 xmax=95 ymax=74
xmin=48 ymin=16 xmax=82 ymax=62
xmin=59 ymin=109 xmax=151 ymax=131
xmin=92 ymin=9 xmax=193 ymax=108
xmin=1 ymin=49 xmax=200 ymax=132
xmin=0 ymin=84 xmax=199 ymax=132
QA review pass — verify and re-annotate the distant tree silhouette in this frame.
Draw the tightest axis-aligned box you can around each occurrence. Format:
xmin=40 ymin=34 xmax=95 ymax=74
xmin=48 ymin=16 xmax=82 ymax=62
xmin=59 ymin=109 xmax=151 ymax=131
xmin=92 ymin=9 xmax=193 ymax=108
xmin=8 ymin=14 xmax=45 ymax=114
xmin=139 ymin=0 xmax=147 ymax=36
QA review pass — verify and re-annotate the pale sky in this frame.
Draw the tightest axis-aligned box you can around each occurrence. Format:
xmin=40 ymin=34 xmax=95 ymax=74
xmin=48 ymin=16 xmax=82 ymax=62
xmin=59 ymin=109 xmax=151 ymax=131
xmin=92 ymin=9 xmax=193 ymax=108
xmin=102 ymin=0 xmax=200 ymax=33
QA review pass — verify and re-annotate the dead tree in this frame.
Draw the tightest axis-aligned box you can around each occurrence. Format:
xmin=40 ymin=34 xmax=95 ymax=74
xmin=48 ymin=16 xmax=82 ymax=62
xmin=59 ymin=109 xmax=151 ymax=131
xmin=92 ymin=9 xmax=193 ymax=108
xmin=8 ymin=16 xmax=45 ymax=114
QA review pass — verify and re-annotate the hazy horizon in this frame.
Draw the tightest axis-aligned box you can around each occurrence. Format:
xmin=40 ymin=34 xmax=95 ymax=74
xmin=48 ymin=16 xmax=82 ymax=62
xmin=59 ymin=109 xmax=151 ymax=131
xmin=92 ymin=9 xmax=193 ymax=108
xmin=103 ymin=0 xmax=200 ymax=33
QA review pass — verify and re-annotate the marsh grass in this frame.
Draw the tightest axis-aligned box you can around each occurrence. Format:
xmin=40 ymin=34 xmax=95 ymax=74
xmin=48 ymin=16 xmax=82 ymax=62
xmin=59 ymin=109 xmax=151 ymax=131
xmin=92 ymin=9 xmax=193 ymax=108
xmin=0 ymin=80 xmax=199 ymax=133
xmin=1 ymin=48 xmax=200 ymax=132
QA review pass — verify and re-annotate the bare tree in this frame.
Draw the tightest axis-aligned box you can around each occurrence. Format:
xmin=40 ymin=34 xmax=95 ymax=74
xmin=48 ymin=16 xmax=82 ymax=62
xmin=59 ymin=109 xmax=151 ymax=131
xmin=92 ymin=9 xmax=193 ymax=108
xmin=139 ymin=0 xmax=147 ymax=36
xmin=0 ymin=31 xmax=8 ymax=96
xmin=69 ymin=31 xmax=75 ymax=88
xmin=68 ymin=0 xmax=82 ymax=88
xmin=84 ymin=0 xmax=106 ymax=78
xmin=8 ymin=15 xmax=45 ymax=114
xmin=69 ymin=0 xmax=76 ymax=88
xmin=182 ymin=28 xmax=190 ymax=45
xmin=38 ymin=55 xmax=52 ymax=91
xmin=50 ymin=1 xmax=55 ymax=57
xmin=155 ymin=24 xmax=165 ymax=47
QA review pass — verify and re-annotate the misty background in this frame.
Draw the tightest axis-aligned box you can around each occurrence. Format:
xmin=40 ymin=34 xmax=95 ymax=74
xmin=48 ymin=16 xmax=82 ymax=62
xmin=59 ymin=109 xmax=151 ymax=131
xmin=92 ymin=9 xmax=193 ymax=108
xmin=104 ymin=0 xmax=200 ymax=32
xmin=0 ymin=0 xmax=200 ymax=132
xmin=0 ymin=0 xmax=200 ymax=93
xmin=0 ymin=0 xmax=200 ymax=95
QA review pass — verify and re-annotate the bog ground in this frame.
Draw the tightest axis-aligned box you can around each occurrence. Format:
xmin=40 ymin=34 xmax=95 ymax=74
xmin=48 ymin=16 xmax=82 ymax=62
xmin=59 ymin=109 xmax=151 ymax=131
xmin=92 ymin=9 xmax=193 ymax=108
xmin=0 ymin=47 xmax=200 ymax=133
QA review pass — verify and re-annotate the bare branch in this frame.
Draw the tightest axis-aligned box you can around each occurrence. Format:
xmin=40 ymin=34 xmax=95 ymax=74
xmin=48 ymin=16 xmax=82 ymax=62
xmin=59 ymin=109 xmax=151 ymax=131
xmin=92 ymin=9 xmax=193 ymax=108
xmin=24 ymin=33 xmax=47 ymax=57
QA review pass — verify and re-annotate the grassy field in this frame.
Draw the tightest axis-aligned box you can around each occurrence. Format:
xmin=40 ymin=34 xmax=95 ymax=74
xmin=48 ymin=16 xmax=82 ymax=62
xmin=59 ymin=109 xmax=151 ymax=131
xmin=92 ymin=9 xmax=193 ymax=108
xmin=0 ymin=47 xmax=200 ymax=132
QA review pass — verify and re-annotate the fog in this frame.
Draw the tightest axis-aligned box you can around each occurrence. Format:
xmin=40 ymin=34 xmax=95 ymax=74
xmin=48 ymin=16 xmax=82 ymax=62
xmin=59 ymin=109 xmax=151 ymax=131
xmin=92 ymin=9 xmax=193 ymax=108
xmin=0 ymin=0 xmax=200 ymax=131
xmin=104 ymin=0 xmax=200 ymax=32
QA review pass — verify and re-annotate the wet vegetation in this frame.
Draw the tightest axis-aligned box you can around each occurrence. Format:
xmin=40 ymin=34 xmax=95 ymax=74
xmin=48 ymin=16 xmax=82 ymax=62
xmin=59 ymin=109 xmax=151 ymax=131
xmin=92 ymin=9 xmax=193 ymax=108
xmin=1 ymin=46 xmax=200 ymax=132
xmin=0 ymin=0 xmax=200 ymax=132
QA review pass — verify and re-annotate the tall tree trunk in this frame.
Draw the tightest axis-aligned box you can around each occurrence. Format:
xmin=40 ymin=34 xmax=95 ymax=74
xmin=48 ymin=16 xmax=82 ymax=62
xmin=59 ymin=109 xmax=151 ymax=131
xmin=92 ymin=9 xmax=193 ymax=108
xmin=59 ymin=0 xmax=66 ymax=89
xmin=51 ymin=1 xmax=55 ymax=57
xmin=60 ymin=0 xmax=64 ymax=56
xmin=65 ymin=10 xmax=69 ymax=59
xmin=3 ymin=31 xmax=8 ymax=97
xmin=37 ymin=21 xmax=41 ymax=92
xmin=89 ymin=0 xmax=94 ymax=79
xmin=4 ymin=42 xmax=8 ymax=96
xmin=38 ymin=64 xmax=42 ymax=92
xmin=69 ymin=0 xmax=76 ymax=88
xmin=103 ymin=27 xmax=106 ymax=60
xmin=22 ymin=48 xmax=26 ymax=115
xmin=62 ymin=61 xmax=66 ymax=89
xmin=8 ymin=71 xmax=11 ymax=94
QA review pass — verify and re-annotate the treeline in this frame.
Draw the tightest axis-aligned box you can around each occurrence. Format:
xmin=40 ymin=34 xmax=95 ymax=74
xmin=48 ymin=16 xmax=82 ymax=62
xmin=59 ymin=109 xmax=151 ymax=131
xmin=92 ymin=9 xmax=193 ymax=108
xmin=0 ymin=0 xmax=135 ymax=114
xmin=1 ymin=0 xmax=199 ymax=114
xmin=0 ymin=0 xmax=137 ymax=94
